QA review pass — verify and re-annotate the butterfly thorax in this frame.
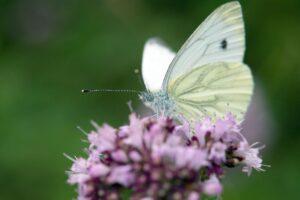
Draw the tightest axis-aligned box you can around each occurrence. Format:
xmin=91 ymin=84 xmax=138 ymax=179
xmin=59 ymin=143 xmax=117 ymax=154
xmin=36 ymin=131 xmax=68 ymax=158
xmin=139 ymin=91 xmax=175 ymax=117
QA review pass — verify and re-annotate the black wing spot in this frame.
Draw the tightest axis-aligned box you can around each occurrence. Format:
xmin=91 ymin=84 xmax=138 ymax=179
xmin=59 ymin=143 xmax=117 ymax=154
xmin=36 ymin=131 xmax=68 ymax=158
xmin=221 ymin=39 xmax=227 ymax=50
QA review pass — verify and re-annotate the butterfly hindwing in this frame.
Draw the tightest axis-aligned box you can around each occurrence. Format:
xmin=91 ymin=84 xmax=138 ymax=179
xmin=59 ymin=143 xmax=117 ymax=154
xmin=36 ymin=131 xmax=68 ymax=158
xmin=168 ymin=62 xmax=253 ymax=122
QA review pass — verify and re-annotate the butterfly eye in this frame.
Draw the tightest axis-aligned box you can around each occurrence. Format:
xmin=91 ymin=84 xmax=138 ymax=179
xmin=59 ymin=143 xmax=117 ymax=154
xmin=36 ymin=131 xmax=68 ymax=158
xmin=146 ymin=93 xmax=154 ymax=102
xmin=139 ymin=92 xmax=154 ymax=102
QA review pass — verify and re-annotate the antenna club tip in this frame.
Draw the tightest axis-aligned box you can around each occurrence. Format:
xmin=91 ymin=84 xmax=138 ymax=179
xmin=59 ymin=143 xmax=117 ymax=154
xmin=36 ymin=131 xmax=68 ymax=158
xmin=81 ymin=89 xmax=89 ymax=93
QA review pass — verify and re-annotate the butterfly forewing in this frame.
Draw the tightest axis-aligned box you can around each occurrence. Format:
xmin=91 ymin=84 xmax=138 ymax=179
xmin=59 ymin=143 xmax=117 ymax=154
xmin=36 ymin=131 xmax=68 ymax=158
xmin=142 ymin=38 xmax=175 ymax=92
xmin=163 ymin=1 xmax=245 ymax=90
xmin=168 ymin=62 xmax=253 ymax=122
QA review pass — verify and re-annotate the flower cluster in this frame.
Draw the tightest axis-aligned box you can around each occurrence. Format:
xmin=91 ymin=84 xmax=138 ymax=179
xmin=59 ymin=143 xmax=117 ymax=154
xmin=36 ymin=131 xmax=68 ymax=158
xmin=67 ymin=113 xmax=265 ymax=200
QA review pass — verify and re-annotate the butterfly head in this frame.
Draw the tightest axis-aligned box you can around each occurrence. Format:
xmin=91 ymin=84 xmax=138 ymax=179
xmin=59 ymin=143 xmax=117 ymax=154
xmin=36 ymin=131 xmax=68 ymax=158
xmin=139 ymin=91 xmax=175 ymax=117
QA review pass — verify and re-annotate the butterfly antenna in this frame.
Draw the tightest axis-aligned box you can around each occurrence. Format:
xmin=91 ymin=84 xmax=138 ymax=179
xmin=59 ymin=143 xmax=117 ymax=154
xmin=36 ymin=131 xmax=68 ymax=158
xmin=81 ymin=89 xmax=141 ymax=93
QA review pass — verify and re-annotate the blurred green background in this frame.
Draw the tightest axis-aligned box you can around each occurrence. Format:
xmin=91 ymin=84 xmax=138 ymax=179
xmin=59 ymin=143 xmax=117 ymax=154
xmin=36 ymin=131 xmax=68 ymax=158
xmin=0 ymin=0 xmax=299 ymax=199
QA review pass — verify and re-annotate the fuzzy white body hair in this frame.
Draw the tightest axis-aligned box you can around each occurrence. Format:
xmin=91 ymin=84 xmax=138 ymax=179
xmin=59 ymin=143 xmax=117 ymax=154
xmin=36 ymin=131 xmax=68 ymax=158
xmin=139 ymin=91 xmax=175 ymax=117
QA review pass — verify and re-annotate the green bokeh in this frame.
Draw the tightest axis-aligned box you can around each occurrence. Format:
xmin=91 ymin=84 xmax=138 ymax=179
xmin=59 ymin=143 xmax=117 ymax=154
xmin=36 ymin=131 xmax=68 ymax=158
xmin=0 ymin=0 xmax=299 ymax=199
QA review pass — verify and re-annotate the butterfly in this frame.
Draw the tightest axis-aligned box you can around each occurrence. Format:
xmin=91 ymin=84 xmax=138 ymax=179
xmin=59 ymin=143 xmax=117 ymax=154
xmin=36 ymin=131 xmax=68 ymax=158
xmin=139 ymin=1 xmax=253 ymax=123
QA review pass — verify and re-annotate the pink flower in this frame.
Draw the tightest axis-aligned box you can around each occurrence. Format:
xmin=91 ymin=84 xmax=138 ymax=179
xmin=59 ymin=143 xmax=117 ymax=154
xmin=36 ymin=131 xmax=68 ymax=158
xmin=188 ymin=149 xmax=209 ymax=170
xmin=202 ymin=175 xmax=223 ymax=196
xmin=123 ymin=131 xmax=143 ymax=149
xmin=67 ymin=158 xmax=90 ymax=184
xmin=151 ymin=144 xmax=174 ymax=163
xmin=235 ymin=141 xmax=265 ymax=175
xmin=224 ymin=113 xmax=240 ymax=132
xmin=129 ymin=150 xmax=142 ymax=162
xmin=88 ymin=124 xmax=116 ymax=152
xmin=111 ymin=149 xmax=128 ymax=162
xmin=107 ymin=165 xmax=134 ymax=186
xmin=140 ymin=198 xmax=153 ymax=200
xmin=78 ymin=182 xmax=95 ymax=198
xmin=214 ymin=113 xmax=240 ymax=141
xmin=118 ymin=125 xmax=130 ymax=137
xmin=123 ymin=114 xmax=144 ymax=149
xmin=214 ymin=119 xmax=229 ymax=140
xmin=221 ymin=131 xmax=245 ymax=146
xmin=188 ymin=192 xmax=200 ymax=200
xmin=128 ymin=113 xmax=144 ymax=134
xmin=89 ymin=163 xmax=110 ymax=178
xmin=175 ymin=147 xmax=208 ymax=170
xmin=208 ymin=142 xmax=227 ymax=163
xmin=67 ymin=113 xmax=266 ymax=199
xmin=194 ymin=118 xmax=213 ymax=147
xmin=174 ymin=117 xmax=190 ymax=141
xmin=143 ymin=125 xmax=165 ymax=148
xmin=199 ymin=117 xmax=214 ymax=133
xmin=87 ymin=150 xmax=101 ymax=163
xmin=165 ymin=134 xmax=184 ymax=146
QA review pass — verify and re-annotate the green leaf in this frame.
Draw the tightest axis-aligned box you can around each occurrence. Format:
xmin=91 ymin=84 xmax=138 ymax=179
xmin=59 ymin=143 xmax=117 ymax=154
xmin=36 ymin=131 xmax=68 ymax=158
xmin=120 ymin=188 xmax=132 ymax=199
xmin=202 ymin=195 xmax=219 ymax=200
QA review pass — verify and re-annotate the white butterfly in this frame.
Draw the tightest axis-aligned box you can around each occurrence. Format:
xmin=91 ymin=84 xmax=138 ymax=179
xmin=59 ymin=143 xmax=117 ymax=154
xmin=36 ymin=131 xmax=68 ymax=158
xmin=139 ymin=1 xmax=253 ymax=123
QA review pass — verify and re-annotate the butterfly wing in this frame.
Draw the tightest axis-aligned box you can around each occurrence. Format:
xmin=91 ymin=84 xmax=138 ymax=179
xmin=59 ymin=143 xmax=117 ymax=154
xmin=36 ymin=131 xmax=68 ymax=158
xmin=142 ymin=38 xmax=176 ymax=92
xmin=163 ymin=1 xmax=245 ymax=89
xmin=168 ymin=62 xmax=253 ymax=123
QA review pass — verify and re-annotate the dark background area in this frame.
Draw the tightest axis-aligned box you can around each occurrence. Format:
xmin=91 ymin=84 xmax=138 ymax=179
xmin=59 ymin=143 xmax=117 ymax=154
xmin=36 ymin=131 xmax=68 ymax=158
xmin=0 ymin=0 xmax=299 ymax=199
